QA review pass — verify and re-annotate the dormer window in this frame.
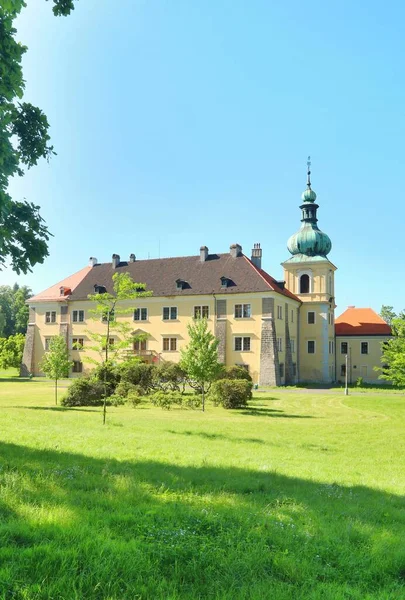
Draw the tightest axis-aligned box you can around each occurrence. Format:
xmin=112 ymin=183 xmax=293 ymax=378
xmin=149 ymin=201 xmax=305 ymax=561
xmin=59 ymin=286 xmax=71 ymax=297
xmin=220 ymin=276 xmax=229 ymax=289
xmin=176 ymin=279 xmax=185 ymax=291
xmin=94 ymin=284 xmax=107 ymax=294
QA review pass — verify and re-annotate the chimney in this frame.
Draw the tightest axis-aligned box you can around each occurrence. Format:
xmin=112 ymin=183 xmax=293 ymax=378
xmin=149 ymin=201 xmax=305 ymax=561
xmin=112 ymin=254 xmax=120 ymax=268
xmin=200 ymin=245 xmax=209 ymax=262
xmin=251 ymin=243 xmax=262 ymax=269
xmin=230 ymin=243 xmax=242 ymax=258
xmin=89 ymin=257 xmax=98 ymax=267
xmin=129 ymin=253 xmax=136 ymax=263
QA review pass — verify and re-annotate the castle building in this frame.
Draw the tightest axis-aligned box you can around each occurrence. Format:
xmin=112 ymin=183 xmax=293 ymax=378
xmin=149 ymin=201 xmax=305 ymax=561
xmin=22 ymin=164 xmax=391 ymax=385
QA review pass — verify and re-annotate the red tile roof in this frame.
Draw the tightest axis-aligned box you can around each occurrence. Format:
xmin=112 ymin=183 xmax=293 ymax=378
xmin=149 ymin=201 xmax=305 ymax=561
xmin=29 ymin=266 xmax=92 ymax=302
xmin=335 ymin=307 xmax=392 ymax=336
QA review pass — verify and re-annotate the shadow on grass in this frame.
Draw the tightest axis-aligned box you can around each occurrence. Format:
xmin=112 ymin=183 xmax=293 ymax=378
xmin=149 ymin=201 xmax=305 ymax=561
xmin=166 ymin=429 xmax=265 ymax=444
xmin=0 ymin=440 xmax=403 ymax=599
xmin=238 ymin=407 xmax=315 ymax=419
xmin=17 ymin=406 xmax=100 ymax=413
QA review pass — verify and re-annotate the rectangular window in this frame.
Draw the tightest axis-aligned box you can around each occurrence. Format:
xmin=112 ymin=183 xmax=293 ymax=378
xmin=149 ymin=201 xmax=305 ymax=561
xmin=234 ymin=337 xmax=251 ymax=351
xmin=341 ymin=342 xmax=348 ymax=354
xmin=45 ymin=311 xmax=56 ymax=324
xmin=134 ymin=339 xmax=147 ymax=352
xmin=279 ymin=363 xmax=284 ymax=378
xmin=292 ymin=363 xmax=297 ymax=377
xmin=328 ymin=312 xmax=334 ymax=325
xmin=194 ymin=305 xmax=209 ymax=319
xmin=308 ymin=340 xmax=315 ymax=354
xmin=44 ymin=338 xmax=51 ymax=351
xmin=134 ymin=308 xmax=148 ymax=321
xmin=291 ymin=309 xmax=294 ymax=323
xmin=341 ymin=364 xmax=346 ymax=376
xmin=290 ymin=339 xmax=295 ymax=353
xmin=277 ymin=337 xmax=282 ymax=352
xmin=361 ymin=342 xmax=369 ymax=355
xmin=277 ymin=305 xmax=283 ymax=320
xmin=329 ymin=340 xmax=334 ymax=354
xmin=234 ymin=304 xmax=251 ymax=318
xmin=307 ymin=311 xmax=315 ymax=324
xmin=72 ymin=310 xmax=85 ymax=323
xmin=163 ymin=307 xmax=177 ymax=320
xmin=72 ymin=338 xmax=84 ymax=350
xmin=163 ymin=337 xmax=177 ymax=351
xmin=72 ymin=361 xmax=83 ymax=373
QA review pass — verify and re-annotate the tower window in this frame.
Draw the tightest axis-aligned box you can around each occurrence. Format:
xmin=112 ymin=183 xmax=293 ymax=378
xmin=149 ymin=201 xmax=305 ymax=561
xmin=307 ymin=340 xmax=315 ymax=354
xmin=307 ymin=311 xmax=315 ymax=324
xmin=300 ymin=274 xmax=310 ymax=294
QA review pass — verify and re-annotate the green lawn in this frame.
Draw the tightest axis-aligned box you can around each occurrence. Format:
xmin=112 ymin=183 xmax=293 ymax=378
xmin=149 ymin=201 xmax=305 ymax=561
xmin=0 ymin=377 xmax=404 ymax=599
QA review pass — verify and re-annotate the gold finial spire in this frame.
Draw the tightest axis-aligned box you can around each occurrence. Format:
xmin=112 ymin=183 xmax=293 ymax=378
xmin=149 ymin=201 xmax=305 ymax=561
xmin=307 ymin=156 xmax=311 ymax=189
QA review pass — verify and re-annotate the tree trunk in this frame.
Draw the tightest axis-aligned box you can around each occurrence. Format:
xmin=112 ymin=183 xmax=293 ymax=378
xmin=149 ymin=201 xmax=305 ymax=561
xmin=55 ymin=378 xmax=58 ymax=405
xmin=202 ymin=387 xmax=205 ymax=412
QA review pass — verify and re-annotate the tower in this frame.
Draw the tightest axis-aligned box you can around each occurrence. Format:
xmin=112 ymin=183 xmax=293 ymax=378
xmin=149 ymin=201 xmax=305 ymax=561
xmin=282 ymin=158 xmax=337 ymax=383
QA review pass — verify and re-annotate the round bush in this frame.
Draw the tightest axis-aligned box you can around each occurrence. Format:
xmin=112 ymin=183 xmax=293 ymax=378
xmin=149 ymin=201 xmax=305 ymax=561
xmin=209 ymin=379 xmax=252 ymax=409
xmin=115 ymin=381 xmax=144 ymax=399
xmin=119 ymin=361 xmax=155 ymax=392
xmin=126 ymin=390 xmax=143 ymax=407
xmin=218 ymin=366 xmax=252 ymax=382
xmin=61 ymin=377 xmax=105 ymax=407
xmin=92 ymin=361 xmax=120 ymax=395
xmin=150 ymin=390 xmax=183 ymax=410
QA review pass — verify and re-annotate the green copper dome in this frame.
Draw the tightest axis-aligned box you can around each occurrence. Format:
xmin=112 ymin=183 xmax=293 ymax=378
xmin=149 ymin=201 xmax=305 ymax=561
xmin=286 ymin=159 xmax=332 ymax=260
xmin=287 ymin=224 xmax=332 ymax=257
xmin=301 ymin=188 xmax=317 ymax=202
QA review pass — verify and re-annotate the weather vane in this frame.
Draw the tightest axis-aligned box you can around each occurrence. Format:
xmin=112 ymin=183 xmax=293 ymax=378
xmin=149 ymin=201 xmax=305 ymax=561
xmin=307 ymin=155 xmax=311 ymax=188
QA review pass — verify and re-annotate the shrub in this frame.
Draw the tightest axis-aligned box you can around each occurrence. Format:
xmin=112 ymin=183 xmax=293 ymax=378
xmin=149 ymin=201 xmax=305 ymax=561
xmin=356 ymin=377 xmax=365 ymax=387
xmin=61 ymin=377 xmax=105 ymax=407
xmin=92 ymin=361 xmax=120 ymax=395
xmin=115 ymin=381 xmax=144 ymax=399
xmin=150 ymin=390 xmax=183 ymax=410
xmin=152 ymin=361 xmax=186 ymax=392
xmin=209 ymin=379 xmax=252 ymax=409
xmin=217 ymin=365 xmax=252 ymax=382
xmin=108 ymin=394 xmax=126 ymax=407
xmin=119 ymin=361 xmax=155 ymax=392
xmin=126 ymin=390 xmax=143 ymax=408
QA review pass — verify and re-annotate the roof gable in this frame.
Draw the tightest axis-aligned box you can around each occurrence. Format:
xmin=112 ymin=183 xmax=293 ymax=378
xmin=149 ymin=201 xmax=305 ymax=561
xmin=335 ymin=307 xmax=392 ymax=336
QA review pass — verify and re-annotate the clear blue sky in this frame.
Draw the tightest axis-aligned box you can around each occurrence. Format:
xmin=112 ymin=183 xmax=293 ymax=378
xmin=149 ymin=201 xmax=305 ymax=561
xmin=4 ymin=0 xmax=404 ymax=315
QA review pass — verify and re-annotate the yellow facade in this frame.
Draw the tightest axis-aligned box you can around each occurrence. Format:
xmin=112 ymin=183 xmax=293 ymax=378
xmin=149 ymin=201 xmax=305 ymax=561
xmin=282 ymin=259 xmax=337 ymax=383
xmin=29 ymin=291 xmax=300 ymax=384
xmin=335 ymin=336 xmax=389 ymax=384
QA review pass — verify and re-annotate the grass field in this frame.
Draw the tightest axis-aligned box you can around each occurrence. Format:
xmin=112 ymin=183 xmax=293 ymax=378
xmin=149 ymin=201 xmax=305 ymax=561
xmin=0 ymin=374 xmax=404 ymax=599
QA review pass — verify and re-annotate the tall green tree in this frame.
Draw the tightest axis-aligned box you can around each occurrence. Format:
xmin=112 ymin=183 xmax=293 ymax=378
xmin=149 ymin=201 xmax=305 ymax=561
xmin=0 ymin=1 xmax=77 ymax=273
xmin=377 ymin=314 xmax=405 ymax=386
xmin=40 ymin=335 xmax=72 ymax=404
xmin=86 ymin=272 xmax=152 ymax=424
xmin=180 ymin=318 xmax=222 ymax=412
xmin=0 ymin=333 xmax=25 ymax=370
xmin=380 ymin=305 xmax=397 ymax=327
xmin=0 ymin=284 xmax=32 ymax=336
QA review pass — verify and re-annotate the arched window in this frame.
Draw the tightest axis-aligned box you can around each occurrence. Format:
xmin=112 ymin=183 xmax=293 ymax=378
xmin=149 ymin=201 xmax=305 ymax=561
xmin=300 ymin=274 xmax=310 ymax=294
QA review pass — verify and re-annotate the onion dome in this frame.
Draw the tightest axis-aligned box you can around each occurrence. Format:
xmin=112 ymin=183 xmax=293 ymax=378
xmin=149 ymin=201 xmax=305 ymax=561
xmin=287 ymin=157 xmax=332 ymax=259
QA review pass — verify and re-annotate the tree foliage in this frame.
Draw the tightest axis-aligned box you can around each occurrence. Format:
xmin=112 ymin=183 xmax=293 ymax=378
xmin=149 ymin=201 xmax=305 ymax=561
xmin=0 ymin=283 xmax=32 ymax=337
xmin=86 ymin=272 xmax=152 ymax=423
xmin=0 ymin=332 xmax=25 ymax=369
xmin=377 ymin=314 xmax=405 ymax=387
xmin=40 ymin=335 xmax=72 ymax=404
xmin=180 ymin=318 xmax=222 ymax=412
xmin=380 ymin=305 xmax=397 ymax=327
xmin=0 ymin=1 xmax=76 ymax=273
